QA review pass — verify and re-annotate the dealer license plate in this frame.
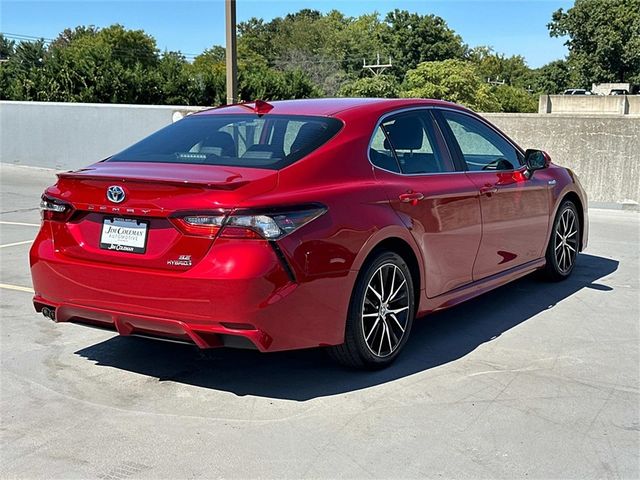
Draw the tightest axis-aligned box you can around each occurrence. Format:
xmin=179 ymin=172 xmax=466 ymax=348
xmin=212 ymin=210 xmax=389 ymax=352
xmin=100 ymin=217 xmax=148 ymax=254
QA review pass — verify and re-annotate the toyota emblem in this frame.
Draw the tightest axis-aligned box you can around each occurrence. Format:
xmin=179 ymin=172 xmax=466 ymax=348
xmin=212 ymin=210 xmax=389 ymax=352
xmin=106 ymin=185 xmax=126 ymax=204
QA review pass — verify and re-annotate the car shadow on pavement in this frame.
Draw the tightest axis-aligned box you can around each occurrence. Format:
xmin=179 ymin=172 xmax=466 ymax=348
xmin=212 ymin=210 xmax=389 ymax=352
xmin=75 ymin=253 xmax=618 ymax=401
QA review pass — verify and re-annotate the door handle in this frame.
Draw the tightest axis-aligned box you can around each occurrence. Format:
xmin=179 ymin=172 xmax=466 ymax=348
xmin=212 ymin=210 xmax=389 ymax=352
xmin=399 ymin=192 xmax=425 ymax=205
xmin=479 ymin=185 xmax=498 ymax=196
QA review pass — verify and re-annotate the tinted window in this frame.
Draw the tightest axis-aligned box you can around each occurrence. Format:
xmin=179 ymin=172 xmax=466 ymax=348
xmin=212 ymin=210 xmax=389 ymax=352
xmin=371 ymin=111 xmax=454 ymax=174
xmin=442 ymin=111 xmax=520 ymax=171
xmin=109 ymin=114 xmax=342 ymax=170
xmin=369 ymin=125 xmax=400 ymax=173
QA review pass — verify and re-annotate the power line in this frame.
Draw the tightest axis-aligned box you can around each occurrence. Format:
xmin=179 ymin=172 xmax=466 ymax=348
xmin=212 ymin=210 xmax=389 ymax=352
xmin=1 ymin=32 xmax=55 ymax=42
xmin=1 ymin=31 xmax=397 ymax=69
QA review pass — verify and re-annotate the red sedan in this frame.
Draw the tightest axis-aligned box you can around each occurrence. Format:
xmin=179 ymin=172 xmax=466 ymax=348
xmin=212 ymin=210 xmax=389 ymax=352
xmin=30 ymin=98 xmax=588 ymax=369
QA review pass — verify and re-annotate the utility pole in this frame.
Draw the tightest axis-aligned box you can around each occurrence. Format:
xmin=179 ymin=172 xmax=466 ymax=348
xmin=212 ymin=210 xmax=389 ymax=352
xmin=363 ymin=53 xmax=392 ymax=76
xmin=225 ymin=0 xmax=238 ymax=105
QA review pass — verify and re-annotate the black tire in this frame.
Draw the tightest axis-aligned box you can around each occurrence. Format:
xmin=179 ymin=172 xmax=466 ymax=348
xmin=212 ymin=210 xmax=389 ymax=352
xmin=541 ymin=200 xmax=581 ymax=281
xmin=328 ymin=251 xmax=415 ymax=369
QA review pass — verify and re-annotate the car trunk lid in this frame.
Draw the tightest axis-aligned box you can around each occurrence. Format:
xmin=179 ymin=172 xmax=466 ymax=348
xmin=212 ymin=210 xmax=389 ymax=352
xmin=46 ymin=161 xmax=278 ymax=271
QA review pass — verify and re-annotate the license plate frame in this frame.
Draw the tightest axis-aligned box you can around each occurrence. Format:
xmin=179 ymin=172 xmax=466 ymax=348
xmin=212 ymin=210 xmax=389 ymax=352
xmin=100 ymin=217 xmax=149 ymax=254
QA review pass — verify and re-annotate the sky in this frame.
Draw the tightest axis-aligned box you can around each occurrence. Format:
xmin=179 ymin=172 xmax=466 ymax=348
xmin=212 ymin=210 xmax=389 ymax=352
xmin=1 ymin=0 xmax=573 ymax=68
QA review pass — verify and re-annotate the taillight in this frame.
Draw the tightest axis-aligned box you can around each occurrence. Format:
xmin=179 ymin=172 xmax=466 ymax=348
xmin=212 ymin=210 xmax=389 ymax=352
xmin=223 ymin=207 xmax=327 ymax=239
xmin=171 ymin=205 xmax=327 ymax=240
xmin=171 ymin=215 xmax=226 ymax=238
xmin=40 ymin=195 xmax=72 ymax=222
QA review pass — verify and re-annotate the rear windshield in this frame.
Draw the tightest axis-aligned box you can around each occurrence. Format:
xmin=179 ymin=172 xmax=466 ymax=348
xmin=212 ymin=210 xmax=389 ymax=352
xmin=108 ymin=114 xmax=343 ymax=170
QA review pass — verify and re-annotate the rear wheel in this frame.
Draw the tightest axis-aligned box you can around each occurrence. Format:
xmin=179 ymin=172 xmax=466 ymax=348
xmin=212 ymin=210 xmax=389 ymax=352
xmin=328 ymin=251 xmax=415 ymax=369
xmin=542 ymin=200 xmax=580 ymax=281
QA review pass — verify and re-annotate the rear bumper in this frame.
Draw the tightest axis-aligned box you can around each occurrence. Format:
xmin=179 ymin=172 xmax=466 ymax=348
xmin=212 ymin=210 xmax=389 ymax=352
xmin=33 ymin=298 xmax=272 ymax=350
xmin=30 ymin=231 xmax=356 ymax=352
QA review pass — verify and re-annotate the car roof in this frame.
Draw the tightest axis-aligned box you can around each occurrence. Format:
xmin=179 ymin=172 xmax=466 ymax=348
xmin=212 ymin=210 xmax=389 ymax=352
xmin=194 ymin=98 xmax=465 ymax=117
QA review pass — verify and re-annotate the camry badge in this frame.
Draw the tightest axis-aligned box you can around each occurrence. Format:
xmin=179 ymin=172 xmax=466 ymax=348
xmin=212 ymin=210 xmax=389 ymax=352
xmin=106 ymin=185 xmax=126 ymax=204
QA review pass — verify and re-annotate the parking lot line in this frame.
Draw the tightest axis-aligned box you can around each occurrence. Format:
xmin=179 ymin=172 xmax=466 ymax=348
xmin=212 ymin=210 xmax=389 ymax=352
xmin=0 ymin=221 xmax=41 ymax=227
xmin=0 ymin=283 xmax=34 ymax=293
xmin=0 ymin=240 xmax=33 ymax=249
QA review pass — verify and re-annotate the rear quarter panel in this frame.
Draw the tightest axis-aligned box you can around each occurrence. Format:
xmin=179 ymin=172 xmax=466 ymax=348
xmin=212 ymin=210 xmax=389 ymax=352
xmin=237 ymin=104 xmax=428 ymax=309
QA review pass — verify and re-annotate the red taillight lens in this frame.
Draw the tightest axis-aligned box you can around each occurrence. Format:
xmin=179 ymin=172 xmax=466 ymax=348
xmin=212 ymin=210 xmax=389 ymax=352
xmin=221 ymin=207 xmax=327 ymax=240
xmin=170 ymin=215 xmax=226 ymax=238
xmin=40 ymin=196 xmax=72 ymax=222
xmin=171 ymin=205 xmax=327 ymax=240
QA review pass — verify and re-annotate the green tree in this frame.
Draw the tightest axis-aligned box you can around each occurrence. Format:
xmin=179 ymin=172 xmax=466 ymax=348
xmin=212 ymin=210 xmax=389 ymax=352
xmin=337 ymin=13 xmax=386 ymax=71
xmin=238 ymin=64 xmax=320 ymax=101
xmin=402 ymin=59 xmax=501 ymax=112
xmin=549 ymin=0 xmax=640 ymax=85
xmin=0 ymin=39 xmax=49 ymax=100
xmin=237 ymin=9 xmax=355 ymax=94
xmin=382 ymin=10 xmax=466 ymax=79
xmin=531 ymin=59 xmax=573 ymax=94
xmin=38 ymin=25 xmax=162 ymax=103
xmin=155 ymin=51 xmax=191 ymax=105
xmin=187 ymin=49 xmax=226 ymax=106
xmin=338 ymin=75 xmax=400 ymax=98
xmin=0 ymin=34 xmax=15 ymax=60
xmin=236 ymin=8 xmax=467 ymax=92
xmin=467 ymin=46 xmax=532 ymax=88
xmin=492 ymin=85 xmax=537 ymax=113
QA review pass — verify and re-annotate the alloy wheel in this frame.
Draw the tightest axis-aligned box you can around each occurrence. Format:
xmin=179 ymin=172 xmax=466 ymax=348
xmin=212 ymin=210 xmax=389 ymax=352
xmin=361 ymin=263 xmax=410 ymax=358
xmin=554 ymin=207 xmax=578 ymax=274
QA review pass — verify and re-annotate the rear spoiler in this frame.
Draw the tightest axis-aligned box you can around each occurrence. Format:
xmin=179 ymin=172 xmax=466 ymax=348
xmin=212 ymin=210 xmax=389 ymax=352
xmin=57 ymin=169 xmax=250 ymax=190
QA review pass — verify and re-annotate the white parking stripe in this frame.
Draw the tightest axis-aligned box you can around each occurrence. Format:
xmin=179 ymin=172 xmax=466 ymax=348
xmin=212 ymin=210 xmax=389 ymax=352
xmin=0 ymin=283 xmax=34 ymax=293
xmin=0 ymin=240 xmax=33 ymax=249
xmin=0 ymin=221 xmax=40 ymax=227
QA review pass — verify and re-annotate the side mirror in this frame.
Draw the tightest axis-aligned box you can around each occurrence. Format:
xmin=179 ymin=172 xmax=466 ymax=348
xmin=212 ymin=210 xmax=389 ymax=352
xmin=524 ymin=149 xmax=550 ymax=177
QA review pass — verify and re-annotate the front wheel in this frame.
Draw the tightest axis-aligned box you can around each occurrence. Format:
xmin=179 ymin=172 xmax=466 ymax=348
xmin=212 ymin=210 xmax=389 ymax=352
xmin=542 ymin=200 xmax=580 ymax=281
xmin=328 ymin=251 xmax=415 ymax=369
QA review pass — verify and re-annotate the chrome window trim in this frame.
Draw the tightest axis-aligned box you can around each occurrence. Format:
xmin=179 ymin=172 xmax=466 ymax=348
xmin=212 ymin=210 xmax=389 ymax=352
xmin=366 ymin=105 xmax=525 ymax=177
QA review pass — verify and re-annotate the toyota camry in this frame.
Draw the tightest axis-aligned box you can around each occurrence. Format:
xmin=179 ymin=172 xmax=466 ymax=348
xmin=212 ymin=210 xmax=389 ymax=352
xmin=30 ymin=98 xmax=588 ymax=369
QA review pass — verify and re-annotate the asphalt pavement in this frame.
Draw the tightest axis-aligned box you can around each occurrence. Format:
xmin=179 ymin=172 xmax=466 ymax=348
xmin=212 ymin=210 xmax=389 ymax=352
xmin=1 ymin=163 xmax=638 ymax=479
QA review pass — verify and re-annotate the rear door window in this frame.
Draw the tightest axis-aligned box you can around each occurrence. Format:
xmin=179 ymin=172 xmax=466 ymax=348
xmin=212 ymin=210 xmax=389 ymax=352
xmin=371 ymin=111 xmax=454 ymax=174
xmin=109 ymin=114 xmax=343 ymax=170
xmin=369 ymin=126 xmax=400 ymax=173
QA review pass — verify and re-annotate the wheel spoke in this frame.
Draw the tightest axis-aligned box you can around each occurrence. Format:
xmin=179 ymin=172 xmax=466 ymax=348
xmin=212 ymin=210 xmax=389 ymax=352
xmin=387 ymin=305 xmax=409 ymax=315
xmin=388 ymin=266 xmax=396 ymax=303
xmin=388 ymin=279 xmax=406 ymax=302
xmin=379 ymin=268 xmax=385 ymax=301
xmin=567 ymin=215 xmax=575 ymax=235
xmin=565 ymin=246 xmax=572 ymax=269
xmin=377 ymin=322 xmax=385 ymax=356
xmin=362 ymin=312 xmax=379 ymax=318
xmin=385 ymin=320 xmax=393 ymax=352
xmin=389 ymin=313 xmax=405 ymax=333
xmin=367 ymin=284 xmax=382 ymax=302
xmin=365 ymin=317 xmax=381 ymax=342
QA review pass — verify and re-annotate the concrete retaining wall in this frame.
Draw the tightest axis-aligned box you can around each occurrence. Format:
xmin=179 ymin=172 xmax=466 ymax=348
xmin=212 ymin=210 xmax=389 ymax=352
xmin=483 ymin=113 xmax=639 ymax=204
xmin=0 ymin=101 xmax=203 ymax=170
xmin=1 ymin=101 xmax=638 ymax=204
xmin=539 ymin=94 xmax=640 ymax=115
